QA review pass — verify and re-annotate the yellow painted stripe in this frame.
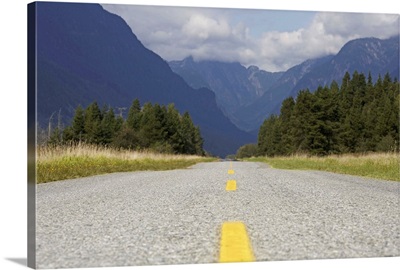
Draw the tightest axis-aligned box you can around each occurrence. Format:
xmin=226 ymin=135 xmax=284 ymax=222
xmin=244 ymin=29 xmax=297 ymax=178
xmin=228 ymin=169 xmax=235 ymax=174
xmin=219 ymin=222 xmax=255 ymax=263
xmin=225 ymin=180 xmax=237 ymax=191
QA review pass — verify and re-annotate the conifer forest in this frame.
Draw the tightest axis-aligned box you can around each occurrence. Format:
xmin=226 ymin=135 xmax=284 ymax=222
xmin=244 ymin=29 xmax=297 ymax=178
xmin=47 ymin=99 xmax=205 ymax=156
xmin=257 ymin=72 xmax=399 ymax=156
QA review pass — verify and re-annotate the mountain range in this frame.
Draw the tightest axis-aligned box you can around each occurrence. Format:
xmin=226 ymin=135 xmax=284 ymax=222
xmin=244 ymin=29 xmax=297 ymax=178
xmin=35 ymin=2 xmax=254 ymax=157
xmin=34 ymin=2 xmax=399 ymax=156
xmin=169 ymin=36 xmax=399 ymax=132
xmin=169 ymin=57 xmax=284 ymax=129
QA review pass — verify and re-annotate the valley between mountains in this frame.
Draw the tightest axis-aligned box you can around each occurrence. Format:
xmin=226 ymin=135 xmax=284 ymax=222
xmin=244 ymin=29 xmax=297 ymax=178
xmin=36 ymin=2 xmax=399 ymax=157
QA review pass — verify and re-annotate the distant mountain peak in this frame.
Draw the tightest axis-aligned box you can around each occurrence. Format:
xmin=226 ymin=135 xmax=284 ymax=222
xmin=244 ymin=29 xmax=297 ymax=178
xmin=247 ymin=65 xmax=260 ymax=73
xmin=183 ymin=55 xmax=195 ymax=63
xmin=169 ymin=59 xmax=284 ymax=130
xmin=170 ymin=36 xmax=397 ymax=133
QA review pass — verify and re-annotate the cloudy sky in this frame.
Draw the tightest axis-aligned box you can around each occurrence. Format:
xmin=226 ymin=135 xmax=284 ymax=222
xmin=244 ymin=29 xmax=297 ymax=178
xmin=102 ymin=4 xmax=399 ymax=72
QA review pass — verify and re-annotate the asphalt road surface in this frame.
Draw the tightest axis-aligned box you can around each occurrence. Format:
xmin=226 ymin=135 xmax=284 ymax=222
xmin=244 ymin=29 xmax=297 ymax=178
xmin=36 ymin=161 xmax=400 ymax=268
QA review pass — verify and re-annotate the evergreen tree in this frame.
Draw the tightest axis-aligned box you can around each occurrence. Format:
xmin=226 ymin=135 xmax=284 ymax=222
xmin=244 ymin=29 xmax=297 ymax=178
xmin=257 ymin=118 xmax=268 ymax=156
xmin=48 ymin=127 xmax=62 ymax=145
xmin=328 ymin=80 xmax=341 ymax=153
xmin=180 ymin=112 xmax=197 ymax=155
xmin=62 ymin=126 xmax=74 ymax=143
xmin=292 ymin=89 xmax=316 ymax=153
xmin=364 ymin=72 xmax=375 ymax=104
xmin=153 ymin=104 xmax=168 ymax=142
xmin=193 ymin=126 xmax=204 ymax=156
xmin=126 ymin=98 xmax=142 ymax=131
xmin=278 ymin=97 xmax=295 ymax=155
xmin=309 ymin=86 xmax=337 ymax=155
xmin=165 ymin=104 xmax=184 ymax=153
xmin=111 ymin=126 xmax=140 ymax=150
xmin=84 ymin=101 xmax=102 ymax=143
xmin=100 ymin=107 xmax=116 ymax=145
xmin=114 ymin=114 xmax=124 ymax=134
xmin=255 ymin=71 xmax=399 ymax=156
xmin=257 ymin=115 xmax=280 ymax=156
xmin=49 ymin=99 xmax=206 ymax=154
xmin=71 ymin=105 xmax=85 ymax=142
xmin=138 ymin=102 xmax=153 ymax=147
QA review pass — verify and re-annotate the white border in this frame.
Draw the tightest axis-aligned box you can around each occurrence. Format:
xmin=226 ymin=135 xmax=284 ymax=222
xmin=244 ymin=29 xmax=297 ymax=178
xmin=1 ymin=1 xmax=399 ymax=270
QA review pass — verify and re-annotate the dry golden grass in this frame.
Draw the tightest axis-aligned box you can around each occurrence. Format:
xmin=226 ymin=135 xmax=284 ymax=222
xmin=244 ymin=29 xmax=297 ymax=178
xmin=37 ymin=143 xmax=215 ymax=183
xmin=38 ymin=143 xmax=203 ymax=161
xmin=248 ymin=152 xmax=400 ymax=181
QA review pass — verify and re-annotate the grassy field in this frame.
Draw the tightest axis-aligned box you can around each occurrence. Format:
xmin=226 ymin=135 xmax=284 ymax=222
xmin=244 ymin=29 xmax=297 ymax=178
xmin=37 ymin=144 xmax=216 ymax=183
xmin=247 ymin=153 xmax=400 ymax=181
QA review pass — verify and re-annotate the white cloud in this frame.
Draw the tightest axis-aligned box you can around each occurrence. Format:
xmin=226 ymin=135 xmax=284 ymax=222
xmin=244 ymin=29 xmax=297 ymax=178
xmin=182 ymin=15 xmax=231 ymax=41
xmin=102 ymin=4 xmax=399 ymax=72
xmin=317 ymin=12 xmax=398 ymax=38
xmin=255 ymin=12 xmax=399 ymax=71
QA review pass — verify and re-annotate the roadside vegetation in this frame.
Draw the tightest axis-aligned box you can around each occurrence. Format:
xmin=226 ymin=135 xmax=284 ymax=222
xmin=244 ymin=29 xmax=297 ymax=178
xmin=38 ymin=99 xmax=217 ymax=183
xmin=236 ymin=71 xmax=399 ymax=181
xmin=37 ymin=143 xmax=215 ymax=183
xmin=246 ymin=153 xmax=399 ymax=181
xmin=257 ymin=72 xmax=398 ymax=157
xmin=47 ymin=98 xmax=205 ymax=156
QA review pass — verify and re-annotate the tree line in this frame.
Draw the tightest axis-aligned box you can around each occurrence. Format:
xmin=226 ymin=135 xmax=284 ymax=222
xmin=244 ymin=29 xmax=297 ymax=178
xmin=245 ymin=71 xmax=399 ymax=157
xmin=47 ymin=99 xmax=205 ymax=155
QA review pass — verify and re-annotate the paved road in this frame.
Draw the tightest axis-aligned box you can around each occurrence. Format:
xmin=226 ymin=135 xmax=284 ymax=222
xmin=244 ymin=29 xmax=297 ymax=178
xmin=36 ymin=162 xmax=400 ymax=268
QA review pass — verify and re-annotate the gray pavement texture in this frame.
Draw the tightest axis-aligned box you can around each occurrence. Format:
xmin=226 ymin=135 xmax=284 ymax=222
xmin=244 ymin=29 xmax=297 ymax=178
xmin=36 ymin=161 xmax=400 ymax=268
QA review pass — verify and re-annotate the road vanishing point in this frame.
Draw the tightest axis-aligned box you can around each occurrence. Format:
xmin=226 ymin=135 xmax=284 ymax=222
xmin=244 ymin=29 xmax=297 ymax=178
xmin=36 ymin=161 xmax=400 ymax=268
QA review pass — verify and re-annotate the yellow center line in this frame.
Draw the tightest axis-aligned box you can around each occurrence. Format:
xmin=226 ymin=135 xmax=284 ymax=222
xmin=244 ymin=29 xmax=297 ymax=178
xmin=225 ymin=180 xmax=237 ymax=191
xmin=219 ymin=222 xmax=255 ymax=263
xmin=228 ymin=161 xmax=234 ymax=174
